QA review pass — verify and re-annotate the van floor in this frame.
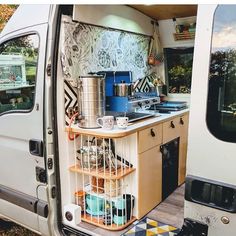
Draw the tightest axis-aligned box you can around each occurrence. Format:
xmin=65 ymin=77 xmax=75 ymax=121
xmin=79 ymin=184 xmax=185 ymax=236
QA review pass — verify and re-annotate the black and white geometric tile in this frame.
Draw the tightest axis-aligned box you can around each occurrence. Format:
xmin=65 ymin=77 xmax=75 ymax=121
xmin=134 ymin=76 xmax=152 ymax=93
xmin=64 ymin=80 xmax=78 ymax=126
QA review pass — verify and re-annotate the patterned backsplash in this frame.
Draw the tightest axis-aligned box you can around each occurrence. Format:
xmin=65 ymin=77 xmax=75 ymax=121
xmin=60 ymin=16 xmax=154 ymax=125
xmin=60 ymin=16 xmax=151 ymax=83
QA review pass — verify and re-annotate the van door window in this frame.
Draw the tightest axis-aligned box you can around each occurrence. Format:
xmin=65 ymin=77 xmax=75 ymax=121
xmin=207 ymin=5 xmax=236 ymax=142
xmin=0 ymin=34 xmax=39 ymax=114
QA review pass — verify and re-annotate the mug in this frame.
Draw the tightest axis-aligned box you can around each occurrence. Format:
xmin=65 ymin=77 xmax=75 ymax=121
xmin=123 ymin=194 xmax=135 ymax=221
xmin=9 ymin=98 xmax=16 ymax=106
xmin=114 ymin=196 xmax=126 ymax=209
xmin=96 ymin=116 xmax=114 ymax=130
xmin=17 ymin=97 xmax=23 ymax=103
xmin=116 ymin=117 xmax=129 ymax=129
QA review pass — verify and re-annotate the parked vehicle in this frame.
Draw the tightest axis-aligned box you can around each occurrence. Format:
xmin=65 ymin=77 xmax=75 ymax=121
xmin=0 ymin=4 xmax=235 ymax=236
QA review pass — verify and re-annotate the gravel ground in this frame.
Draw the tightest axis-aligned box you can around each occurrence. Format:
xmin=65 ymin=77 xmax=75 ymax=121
xmin=0 ymin=220 xmax=38 ymax=236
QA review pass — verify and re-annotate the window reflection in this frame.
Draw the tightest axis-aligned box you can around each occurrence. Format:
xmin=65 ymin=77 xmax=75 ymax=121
xmin=207 ymin=5 xmax=236 ymax=142
xmin=0 ymin=35 xmax=39 ymax=114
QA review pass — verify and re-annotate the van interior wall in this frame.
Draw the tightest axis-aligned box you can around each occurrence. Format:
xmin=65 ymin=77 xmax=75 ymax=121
xmin=73 ymin=5 xmax=153 ymax=36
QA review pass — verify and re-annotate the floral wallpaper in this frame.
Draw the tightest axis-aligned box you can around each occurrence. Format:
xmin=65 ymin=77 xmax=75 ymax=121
xmin=60 ymin=16 xmax=151 ymax=83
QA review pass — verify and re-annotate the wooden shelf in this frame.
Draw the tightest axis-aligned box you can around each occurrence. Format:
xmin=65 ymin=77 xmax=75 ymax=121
xmin=69 ymin=165 xmax=135 ymax=180
xmin=173 ymin=32 xmax=195 ymax=41
xmin=81 ymin=213 xmax=136 ymax=231
xmin=65 ymin=125 xmax=136 ymax=138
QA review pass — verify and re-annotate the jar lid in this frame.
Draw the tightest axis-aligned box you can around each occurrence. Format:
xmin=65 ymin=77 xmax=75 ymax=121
xmin=75 ymin=190 xmax=85 ymax=197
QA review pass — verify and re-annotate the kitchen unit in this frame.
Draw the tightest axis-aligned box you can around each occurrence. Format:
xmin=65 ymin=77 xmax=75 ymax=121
xmin=57 ymin=5 xmax=192 ymax=235
xmin=136 ymin=111 xmax=188 ymax=218
xmin=64 ymin=110 xmax=189 ymax=230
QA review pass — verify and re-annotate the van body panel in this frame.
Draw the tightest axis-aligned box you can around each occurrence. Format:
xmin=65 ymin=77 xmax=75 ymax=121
xmin=0 ymin=22 xmax=50 ymax=233
xmin=37 ymin=184 xmax=48 ymax=202
xmin=185 ymin=201 xmax=236 ymax=236
xmin=0 ymin=24 xmax=48 ymax=195
xmin=0 ymin=201 xmax=40 ymax=234
xmin=38 ymin=215 xmax=50 ymax=236
xmin=1 ymin=5 xmax=51 ymax=37
xmin=187 ymin=5 xmax=236 ymax=188
xmin=185 ymin=4 xmax=236 ymax=235
xmin=188 ymin=3 xmax=236 ymax=187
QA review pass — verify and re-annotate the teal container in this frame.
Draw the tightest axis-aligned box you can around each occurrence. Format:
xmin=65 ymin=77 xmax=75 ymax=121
xmin=113 ymin=196 xmax=126 ymax=209
xmin=113 ymin=214 xmax=127 ymax=225
xmin=86 ymin=194 xmax=105 ymax=216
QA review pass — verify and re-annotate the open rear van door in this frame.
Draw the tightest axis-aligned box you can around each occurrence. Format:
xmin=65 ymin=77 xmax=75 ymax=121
xmin=181 ymin=4 xmax=236 ymax=236
xmin=0 ymin=5 xmax=52 ymax=235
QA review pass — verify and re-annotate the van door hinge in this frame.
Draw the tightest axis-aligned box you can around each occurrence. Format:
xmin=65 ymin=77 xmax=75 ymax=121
xmin=46 ymin=64 xmax=51 ymax=76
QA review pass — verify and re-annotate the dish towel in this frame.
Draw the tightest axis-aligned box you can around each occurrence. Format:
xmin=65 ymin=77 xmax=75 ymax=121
xmin=148 ymin=23 xmax=164 ymax=66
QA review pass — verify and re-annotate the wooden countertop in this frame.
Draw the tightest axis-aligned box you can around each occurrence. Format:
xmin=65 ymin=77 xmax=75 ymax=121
xmin=65 ymin=109 xmax=189 ymax=138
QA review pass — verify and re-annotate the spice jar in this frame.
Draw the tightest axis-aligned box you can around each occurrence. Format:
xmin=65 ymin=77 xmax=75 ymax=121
xmin=75 ymin=190 xmax=86 ymax=212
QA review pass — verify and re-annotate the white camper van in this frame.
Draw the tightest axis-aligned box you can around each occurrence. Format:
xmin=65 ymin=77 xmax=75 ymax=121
xmin=0 ymin=4 xmax=236 ymax=236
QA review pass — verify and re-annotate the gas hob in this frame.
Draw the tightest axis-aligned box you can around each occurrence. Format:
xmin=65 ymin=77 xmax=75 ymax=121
xmin=128 ymin=95 xmax=160 ymax=109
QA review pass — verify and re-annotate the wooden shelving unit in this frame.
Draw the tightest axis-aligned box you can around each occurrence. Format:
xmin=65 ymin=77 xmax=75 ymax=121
xmin=173 ymin=32 xmax=195 ymax=41
xmin=67 ymin=132 xmax=136 ymax=231
xmin=69 ymin=164 xmax=135 ymax=180
xmin=81 ymin=214 xmax=136 ymax=231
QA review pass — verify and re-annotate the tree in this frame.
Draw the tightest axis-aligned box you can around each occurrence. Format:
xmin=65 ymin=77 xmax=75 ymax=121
xmin=210 ymin=49 xmax=236 ymax=107
xmin=0 ymin=5 xmax=18 ymax=31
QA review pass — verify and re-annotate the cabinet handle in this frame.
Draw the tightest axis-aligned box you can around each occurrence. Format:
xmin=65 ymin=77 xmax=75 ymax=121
xmin=170 ymin=121 xmax=175 ymax=128
xmin=150 ymin=128 xmax=156 ymax=137
xmin=180 ymin=118 xmax=184 ymax=125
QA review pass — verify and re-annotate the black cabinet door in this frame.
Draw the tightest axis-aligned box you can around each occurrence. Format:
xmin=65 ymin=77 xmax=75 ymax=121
xmin=161 ymin=138 xmax=179 ymax=200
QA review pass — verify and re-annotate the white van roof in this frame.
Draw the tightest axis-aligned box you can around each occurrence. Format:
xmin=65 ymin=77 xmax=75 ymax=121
xmin=1 ymin=4 xmax=51 ymax=37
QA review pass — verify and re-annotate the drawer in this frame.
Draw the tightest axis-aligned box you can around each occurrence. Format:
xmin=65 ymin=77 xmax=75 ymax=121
xmin=162 ymin=117 xmax=180 ymax=143
xmin=138 ymin=124 xmax=162 ymax=153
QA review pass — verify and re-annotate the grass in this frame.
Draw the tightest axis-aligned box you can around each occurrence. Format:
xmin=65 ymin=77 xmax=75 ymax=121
xmin=0 ymin=219 xmax=38 ymax=236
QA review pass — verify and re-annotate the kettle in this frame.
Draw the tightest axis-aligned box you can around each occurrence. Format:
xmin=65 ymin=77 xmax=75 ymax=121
xmin=77 ymin=75 xmax=105 ymax=128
